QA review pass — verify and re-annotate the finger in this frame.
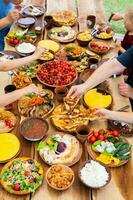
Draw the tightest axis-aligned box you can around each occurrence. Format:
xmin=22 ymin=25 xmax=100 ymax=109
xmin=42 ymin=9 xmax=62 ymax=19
xmin=67 ymin=87 xmax=75 ymax=97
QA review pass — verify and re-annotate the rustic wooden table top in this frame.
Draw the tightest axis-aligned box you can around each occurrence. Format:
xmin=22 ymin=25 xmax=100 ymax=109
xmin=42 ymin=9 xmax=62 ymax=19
xmin=0 ymin=1 xmax=133 ymax=200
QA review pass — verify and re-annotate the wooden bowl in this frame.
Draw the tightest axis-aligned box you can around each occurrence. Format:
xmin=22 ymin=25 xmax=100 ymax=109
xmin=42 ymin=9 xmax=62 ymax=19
xmin=86 ymin=135 xmax=131 ymax=167
xmin=37 ymin=67 xmax=78 ymax=88
xmin=46 ymin=164 xmax=75 ymax=191
xmin=19 ymin=117 xmax=49 ymax=141
xmin=88 ymin=41 xmax=110 ymax=55
xmin=76 ymin=32 xmax=93 ymax=47
xmin=78 ymin=159 xmax=111 ymax=189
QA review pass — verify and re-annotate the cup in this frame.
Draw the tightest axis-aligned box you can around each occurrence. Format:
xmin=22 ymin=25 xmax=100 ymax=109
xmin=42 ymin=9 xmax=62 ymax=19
xmin=86 ymin=15 xmax=96 ymax=29
xmin=55 ymin=87 xmax=68 ymax=102
xmin=76 ymin=125 xmax=90 ymax=143
xmin=89 ymin=57 xmax=99 ymax=65
xmin=4 ymin=84 xmax=16 ymax=111
xmin=44 ymin=15 xmax=53 ymax=29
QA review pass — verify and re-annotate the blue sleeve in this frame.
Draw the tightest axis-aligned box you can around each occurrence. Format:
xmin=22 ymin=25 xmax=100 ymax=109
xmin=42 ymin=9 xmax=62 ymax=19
xmin=117 ymin=46 xmax=133 ymax=68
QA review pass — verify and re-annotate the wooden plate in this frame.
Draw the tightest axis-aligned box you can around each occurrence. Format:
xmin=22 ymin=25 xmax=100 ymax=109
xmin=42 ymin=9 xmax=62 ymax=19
xmin=22 ymin=6 xmax=45 ymax=17
xmin=39 ymin=132 xmax=83 ymax=166
xmin=86 ymin=136 xmax=131 ymax=167
xmin=48 ymin=27 xmax=76 ymax=43
xmin=46 ymin=164 xmax=75 ymax=190
xmin=0 ymin=157 xmax=43 ymax=195
xmin=78 ymin=159 xmax=111 ymax=188
xmin=83 ymin=88 xmax=113 ymax=109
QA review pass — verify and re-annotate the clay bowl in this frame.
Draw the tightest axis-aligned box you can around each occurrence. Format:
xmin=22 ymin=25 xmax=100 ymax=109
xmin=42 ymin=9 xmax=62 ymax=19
xmin=76 ymin=32 xmax=93 ymax=47
xmin=78 ymin=159 xmax=111 ymax=189
xmin=46 ymin=164 xmax=75 ymax=191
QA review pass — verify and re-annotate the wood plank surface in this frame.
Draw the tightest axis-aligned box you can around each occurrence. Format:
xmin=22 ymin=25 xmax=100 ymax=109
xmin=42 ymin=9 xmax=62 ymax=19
xmin=0 ymin=1 xmax=133 ymax=200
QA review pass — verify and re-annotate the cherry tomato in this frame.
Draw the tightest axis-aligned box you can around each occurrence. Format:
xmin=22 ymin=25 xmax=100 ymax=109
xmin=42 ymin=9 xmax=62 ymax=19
xmin=14 ymin=183 xmax=20 ymax=191
xmin=93 ymin=131 xmax=99 ymax=138
xmin=98 ymin=134 xmax=105 ymax=141
xmin=112 ymin=130 xmax=119 ymax=137
xmin=25 ymin=171 xmax=30 ymax=177
xmin=89 ymin=136 xmax=96 ymax=143
xmin=29 ymin=178 xmax=35 ymax=183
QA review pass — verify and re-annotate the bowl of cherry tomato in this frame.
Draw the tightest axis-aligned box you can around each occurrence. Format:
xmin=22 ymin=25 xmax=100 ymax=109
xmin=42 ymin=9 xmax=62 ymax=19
xmin=36 ymin=60 xmax=78 ymax=87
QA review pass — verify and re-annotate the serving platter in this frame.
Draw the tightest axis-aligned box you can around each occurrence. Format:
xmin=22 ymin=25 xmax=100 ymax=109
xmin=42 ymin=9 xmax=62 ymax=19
xmin=22 ymin=6 xmax=45 ymax=17
xmin=48 ymin=26 xmax=76 ymax=43
xmin=0 ymin=157 xmax=44 ymax=195
xmin=38 ymin=132 xmax=83 ymax=166
xmin=86 ymin=135 xmax=131 ymax=167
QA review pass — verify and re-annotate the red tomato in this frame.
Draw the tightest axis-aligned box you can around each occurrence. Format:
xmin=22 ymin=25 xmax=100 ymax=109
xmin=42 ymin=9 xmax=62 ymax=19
xmin=106 ymin=130 xmax=112 ymax=136
xmin=14 ymin=183 xmax=20 ymax=191
xmin=89 ymin=136 xmax=96 ymax=143
xmin=13 ymin=39 xmax=19 ymax=45
xmin=9 ymin=38 xmax=14 ymax=44
xmin=112 ymin=130 xmax=119 ymax=137
xmin=29 ymin=178 xmax=35 ymax=183
xmin=93 ymin=131 xmax=99 ymax=138
xmin=25 ymin=171 xmax=30 ymax=177
xmin=98 ymin=134 xmax=105 ymax=141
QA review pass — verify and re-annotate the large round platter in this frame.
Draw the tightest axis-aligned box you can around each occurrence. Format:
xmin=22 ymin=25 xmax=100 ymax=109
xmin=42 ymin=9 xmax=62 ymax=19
xmin=51 ymin=104 xmax=99 ymax=132
xmin=38 ymin=132 xmax=83 ymax=166
xmin=52 ymin=10 xmax=77 ymax=26
xmin=22 ymin=5 xmax=45 ymax=17
xmin=36 ymin=60 xmax=78 ymax=88
xmin=18 ymin=89 xmax=55 ymax=118
xmin=48 ymin=26 xmax=76 ymax=43
xmin=0 ymin=157 xmax=43 ymax=195
xmin=0 ymin=109 xmax=17 ymax=133
xmin=0 ymin=133 xmax=20 ymax=163
xmin=86 ymin=136 xmax=131 ymax=167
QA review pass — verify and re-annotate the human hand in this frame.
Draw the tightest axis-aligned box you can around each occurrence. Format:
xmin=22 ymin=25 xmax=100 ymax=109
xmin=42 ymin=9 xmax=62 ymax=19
xmin=33 ymin=46 xmax=45 ymax=59
xmin=111 ymin=13 xmax=124 ymax=21
xmin=6 ymin=9 xmax=19 ymax=23
xmin=96 ymin=108 xmax=113 ymax=120
xmin=24 ymin=84 xmax=41 ymax=95
xmin=118 ymin=83 xmax=133 ymax=99
xmin=115 ymin=39 xmax=121 ymax=49
xmin=67 ymin=83 xmax=87 ymax=98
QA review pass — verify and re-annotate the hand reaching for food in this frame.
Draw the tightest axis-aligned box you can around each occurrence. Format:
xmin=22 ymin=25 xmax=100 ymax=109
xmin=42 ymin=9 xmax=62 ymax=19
xmin=6 ymin=9 xmax=19 ymax=23
xmin=33 ymin=46 xmax=46 ymax=59
xmin=24 ymin=84 xmax=42 ymax=95
xmin=95 ymin=108 xmax=113 ymax=120
xmin=67 ymin=83 xmax=87 ymax=98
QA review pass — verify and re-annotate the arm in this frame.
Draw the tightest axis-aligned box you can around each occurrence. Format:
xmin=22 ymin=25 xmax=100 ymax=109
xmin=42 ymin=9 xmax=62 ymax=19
xmin=67 ymin=58 xmax=125 ymax=98
xmin=0 ymin=10 xmax=19 ymax=30
xmin=68 ymin=46 xmax=133 ymax=98
xmin=0 ymin=84 xmax=40 ymax=107
xmin=111 ymin=13 xmax=124 ymax=21
xmin=0 ymin=46 xmax=44 ymax=71
xmin=96 ymin=109 xmax=133 ymax=124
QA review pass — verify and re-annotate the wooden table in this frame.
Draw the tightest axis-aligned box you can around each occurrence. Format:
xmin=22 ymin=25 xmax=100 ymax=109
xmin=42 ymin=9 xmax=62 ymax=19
xmin=0 ymin=1 xmax=133 ymax=200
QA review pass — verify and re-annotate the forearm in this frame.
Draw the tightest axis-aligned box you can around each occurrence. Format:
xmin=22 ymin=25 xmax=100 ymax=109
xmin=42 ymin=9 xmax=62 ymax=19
xmin=109 ymin=111 xmax=133 ymax=124
xmin=0 ymin=17 xmax=10 ymax=30
xmin=0 ymin=54 xmax=38 ymax=71
xmin=0 ymin=88 xmax=29 ymax=107
xmin=84 ymin=58 xmax=125 ymax=91
xmin=119 ymin=46 xmax=126 ymax=53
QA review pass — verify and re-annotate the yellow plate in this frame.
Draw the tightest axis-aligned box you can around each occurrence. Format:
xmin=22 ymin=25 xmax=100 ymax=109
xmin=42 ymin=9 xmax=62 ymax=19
xmin=0 ymin=133 xmax=20 ymax=163
xmin=38 ymin=39 xmax=60 ymax=53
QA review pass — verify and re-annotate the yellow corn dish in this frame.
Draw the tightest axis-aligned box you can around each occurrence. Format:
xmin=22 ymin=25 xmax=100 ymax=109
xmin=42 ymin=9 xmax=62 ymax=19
xmin=84 ymin=88 xmax=112 ymax=108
